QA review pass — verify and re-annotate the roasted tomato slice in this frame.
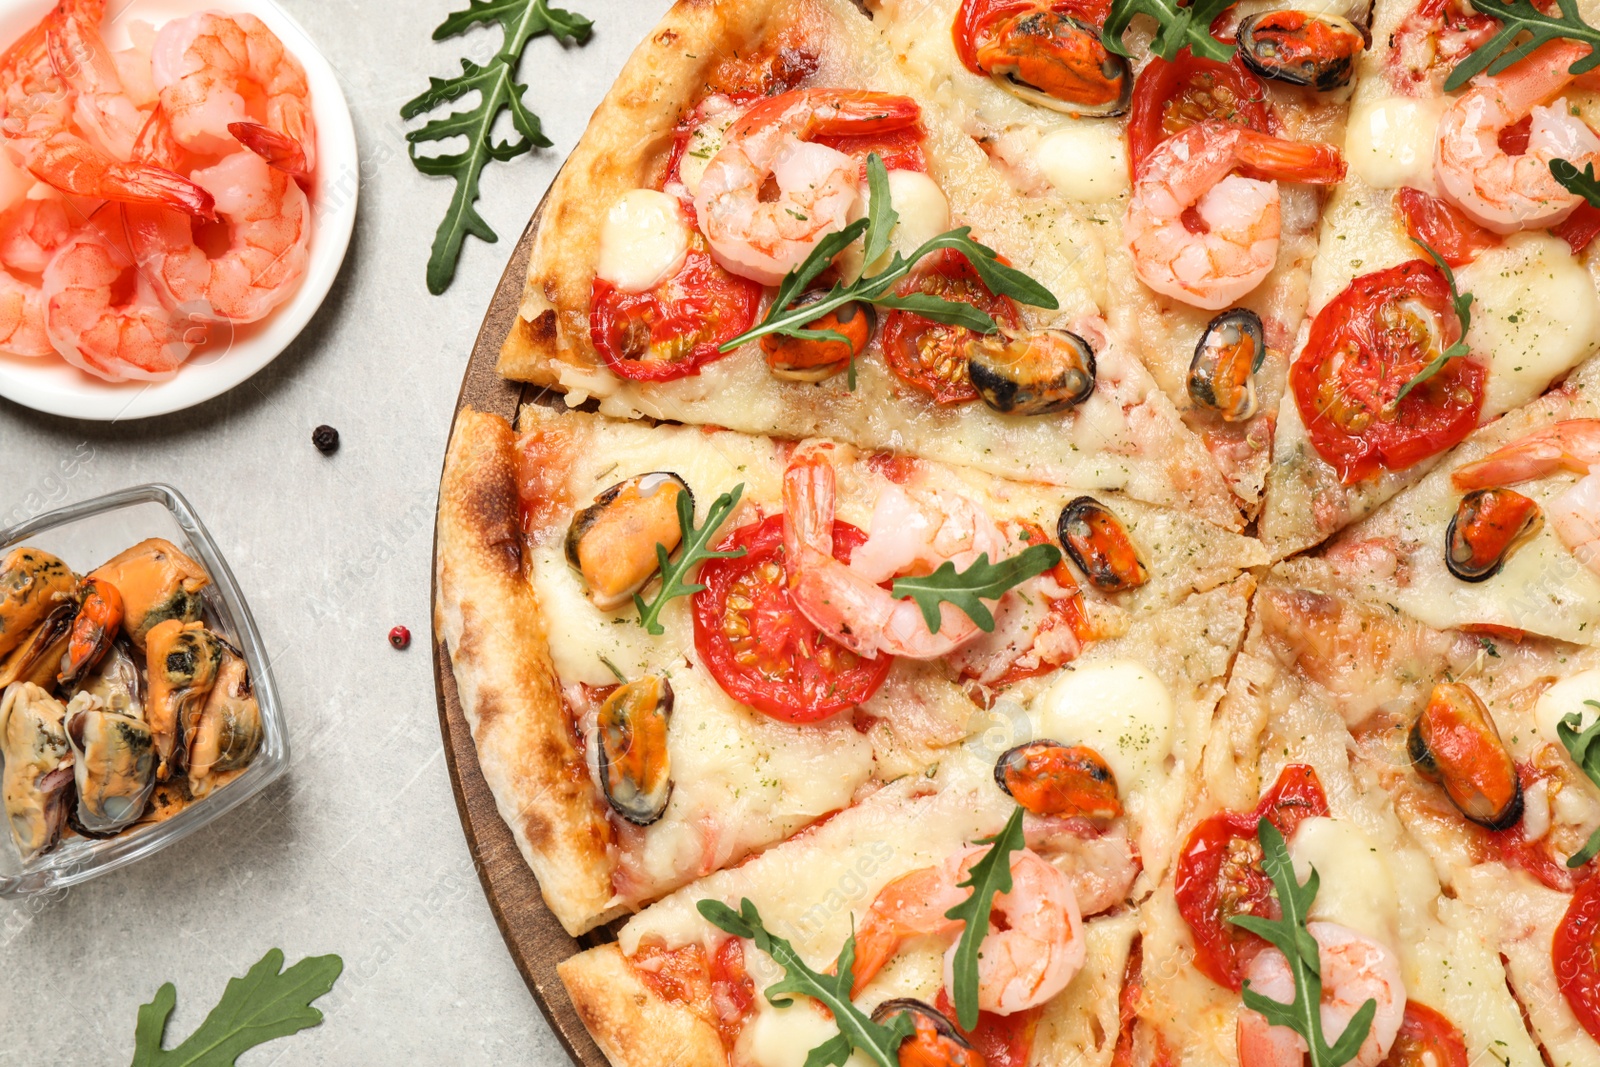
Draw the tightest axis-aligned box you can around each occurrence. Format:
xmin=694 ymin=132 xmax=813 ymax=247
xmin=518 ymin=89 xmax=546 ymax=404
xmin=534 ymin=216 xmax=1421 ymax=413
xmin=589 ymin=235 xmax=763 ymax=383
xmin=1127 ymin=47 xmax=1273 ymax=178
xmin=1555 ymin=202 xmax=1600 ymax=255
xmin=1555 ymin=873 xmax=1600 ymax=1042
xmin=1396 ymin=188 xmax=1501 ymax=267
xmin=1290 ymin=259 xmax=1485 ymax=484
xmin=881 ymin=248 xmax=1022 ymax=405
xmin=1174 ymin=764 xmax=1330 ymax=989
xmin=1378 ymin=1003 xmax=1470 ymax=1067
xmin=693 ymin=514 xmax=894 ymax=723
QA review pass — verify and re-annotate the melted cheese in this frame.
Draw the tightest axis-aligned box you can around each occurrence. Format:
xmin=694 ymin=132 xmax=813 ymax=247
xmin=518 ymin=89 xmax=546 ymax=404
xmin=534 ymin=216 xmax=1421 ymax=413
xmin=739 ymin=1000 xmax=872 ymax=1067
xmin=1534 ymin=668 xmax=1600 ymax=748
xmin=595 ymin=188 xmax=690 ymax=293
xmin=1029 ymin=659 xmax=1175 ymax=791
xmin=677 ymin=102 xmax=740 ymax=197
xmin=1035 ymin=123 xmax=1129 ymax=203
xmin=1288 ymin=817 xmax=1399 ymax=948
xmin=1345 ymin=96 xmax=1447 ymax=191
xmin=841 ymin=168 xmax=951 ymax=277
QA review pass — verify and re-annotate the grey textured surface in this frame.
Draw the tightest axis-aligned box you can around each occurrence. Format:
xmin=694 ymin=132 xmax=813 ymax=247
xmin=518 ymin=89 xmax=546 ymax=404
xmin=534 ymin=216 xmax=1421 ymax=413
xmin=0 ymin=0 xmax=654 ymax=1062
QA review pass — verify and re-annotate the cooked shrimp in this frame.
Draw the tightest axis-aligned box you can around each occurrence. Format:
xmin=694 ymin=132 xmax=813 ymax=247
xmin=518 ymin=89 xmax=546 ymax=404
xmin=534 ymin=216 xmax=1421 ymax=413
xmin=47 ymin=0 xmax=150 ymax=160
xmin=1453 ymin=419 xmax=1600 ymax=573
xmin=1435 ymin=41 xmax=1600 ymax=234
xmin=850 ymin=845 xmax=1086 ymax=1014
xmin=1124 ymin=120 xmax=1344 ymax=311
xmin=151 ymin=12 xmax=316 ymax=178
xmin=1236 ymin=922 xmax=1406 ymax=1067
xmin=693 ymin=88 xmax=920 ymax=285
xmin=0 ymin=195 xmax=76 ymax=358
xmin=0 ymin=2 xmax=212 ymax=217
xmin=782 ymin=446 xmax=1011 ymax=659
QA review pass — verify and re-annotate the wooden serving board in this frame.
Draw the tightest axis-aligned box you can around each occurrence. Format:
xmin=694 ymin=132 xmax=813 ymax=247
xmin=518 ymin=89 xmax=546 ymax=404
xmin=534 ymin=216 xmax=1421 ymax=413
xmin=429 ymin=202 xmax=613 ymax=1067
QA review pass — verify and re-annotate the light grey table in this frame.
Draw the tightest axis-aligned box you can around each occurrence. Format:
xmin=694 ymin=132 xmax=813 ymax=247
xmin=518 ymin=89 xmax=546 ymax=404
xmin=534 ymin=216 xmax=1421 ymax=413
xmin=0 ymin=1 xmax=655 ymax=1061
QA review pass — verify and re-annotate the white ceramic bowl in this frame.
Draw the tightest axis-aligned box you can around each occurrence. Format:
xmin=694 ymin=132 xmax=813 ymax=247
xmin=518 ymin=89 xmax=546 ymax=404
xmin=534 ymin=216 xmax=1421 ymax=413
xmin=0 ymin=0 xmax=358 ymax=421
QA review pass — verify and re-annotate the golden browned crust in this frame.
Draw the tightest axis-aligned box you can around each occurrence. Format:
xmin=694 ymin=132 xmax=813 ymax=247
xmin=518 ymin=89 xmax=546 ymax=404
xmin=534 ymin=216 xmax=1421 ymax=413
xmin=558 ymin=944 xmax=727 ymax=1067
xmin=497 ymin=0 xmax=795 ymax=384
xmin=434 ymin=407 xmax=621 ymax=936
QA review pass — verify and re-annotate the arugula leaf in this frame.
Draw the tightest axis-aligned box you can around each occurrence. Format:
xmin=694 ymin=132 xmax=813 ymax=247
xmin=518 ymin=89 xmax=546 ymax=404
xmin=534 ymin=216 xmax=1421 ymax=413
xmin=1228 ymin=822 xmax=1376 ymax=1067
xmin=131 ymin=948 xmax=342 ymax=1067
xmin=403 ymin=0 xmax=594 ymax=294
xmin=1553 ymin=159 xmax=1600 ymax=208
xmin=698 ymin=898 xmax=915 ymax=1067
xmin=944 ymin=806 xmax=1027 ymax=1030
xmin=1445 ymin=0 xmax=1600 ymax=92
xmin=633 ymin=484 xmax=747 ymax=636
xmin=890 ymin=543 xmax=1062 ymax=633
xmin=1560 ymin=700 xmax=1600 ymax=867
xmin=1395 ymin=237 xmax=1475 ymax=402
xmin=1103 ymin=0 xmax=1237 ymax=62
xmin=720 ymin=154 xmax=1058 ymax=354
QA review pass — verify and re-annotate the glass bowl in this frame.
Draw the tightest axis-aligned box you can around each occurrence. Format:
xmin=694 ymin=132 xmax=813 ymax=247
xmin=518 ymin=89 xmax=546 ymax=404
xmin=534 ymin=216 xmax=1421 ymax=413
xmin=0 ymin=485 xmax=287 ymax=897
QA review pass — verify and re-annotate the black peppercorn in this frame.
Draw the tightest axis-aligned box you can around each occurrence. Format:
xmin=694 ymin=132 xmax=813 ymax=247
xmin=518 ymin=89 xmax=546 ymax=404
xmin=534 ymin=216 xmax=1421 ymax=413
xmin=312 ymin=425 xmax=340 ymax=454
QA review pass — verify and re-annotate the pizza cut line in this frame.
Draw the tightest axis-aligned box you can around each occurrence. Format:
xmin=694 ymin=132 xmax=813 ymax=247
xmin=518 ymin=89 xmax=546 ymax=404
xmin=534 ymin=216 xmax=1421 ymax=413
xmin=432 ymin=0 xmax=1600 ymax=1064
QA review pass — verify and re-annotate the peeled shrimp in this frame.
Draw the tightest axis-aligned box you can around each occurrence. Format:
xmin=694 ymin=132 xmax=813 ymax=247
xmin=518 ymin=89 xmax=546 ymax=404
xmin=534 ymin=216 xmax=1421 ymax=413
xmin=48 ymin=1 xmax=150 ymax=160
xmin=1124 ymin=120 xmax=1344 ymax=311
xmin=693 ymin=88 xmax=920 ymax=285
xmin=1452 ymin=419 xmax=1600 ymax=575
xmin=151 ymin=12 xmax=316 ymax=178
xmin=0 ymin=196 xmax=77 ymax=358
xmin=782 ymin=445 xmax=1011 ymax=659
xmin=1236 ymin=922 xmax=1406 ymax=1067
xmin=1435 ymin=41 xmax=1600 ymax=234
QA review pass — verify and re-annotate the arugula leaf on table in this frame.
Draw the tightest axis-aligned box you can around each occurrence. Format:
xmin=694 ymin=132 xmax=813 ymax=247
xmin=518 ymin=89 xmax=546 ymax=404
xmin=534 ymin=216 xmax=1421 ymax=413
xmin=131 ymin=948 xmax=343 ymax=1067
xmin=1560 ymin=700 xmax=1600 ymax=867
xmin=944 ymin=806 xmax=1028 ymax=1030
xmin=1553 ymin=159 xmax=1600 ymax=208
xmin=1228 ymin=822 xmax=1376 ymax=1067
xmin=1445 ymin=0 xmax=1600 ymax=91
xmin=1395 ymin=236 xmax=1475 ymax=402
xmin=403 ymin=0 xmax=594 ymax=294
xmin=1102 ymin=0 xmax=1238 ymax=63
xmin=698 ymin=898 xmax=915 ymax=1067
xmin=633 ymin=483 xmax=747 ymax=636
xmin=891 ymin=543 xmax=1062 ymax=634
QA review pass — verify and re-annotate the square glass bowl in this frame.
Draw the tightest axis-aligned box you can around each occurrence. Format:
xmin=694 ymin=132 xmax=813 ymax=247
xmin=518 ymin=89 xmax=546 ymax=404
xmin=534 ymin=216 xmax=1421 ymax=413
xmin=0 ymin=485 xmax=287 ymax=897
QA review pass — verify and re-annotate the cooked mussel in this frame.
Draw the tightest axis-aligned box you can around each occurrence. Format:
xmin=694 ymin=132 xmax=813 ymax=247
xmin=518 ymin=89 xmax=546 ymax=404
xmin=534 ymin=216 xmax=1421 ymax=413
xmin=1057 ymin=496 xmax=1149 ymax=592
xmin=1408 ymin=681 xmax=1522 ymax=830
xmin=761 ymin=296 xmax=875 ymax=383
xmin=58 ymin=576 xmax=124 ymax=688
xmin=870 ymin=999 xmax=983 ymax=1067
xmin=1188 ymin=308 xmax=1266 ymax=423
xmin=64 ymin=691 xmax=155 ymax=834
xmin=74 ymin=636 xmax=144 ymax=720
xmin=144 ymin=619 xmax=223 ymax=780
xmin=996 ymin=739 xmax=1122 ymax=819
xmin=1236 ymin=11 xmax=1365 ymax=92
xmin=975 ymin=9 xmax=1132 ymax=117
xmin=0 ymin=547 xmax=76 ymax=660
xmin=1446 ymin=488 xmax=1542 ymax=583
xmin=0 ymin=681 xmax=74 ymax=861
xmin=967 ymin=328 xmax=1096 ymax=415
xmin=88 ymin=538 xmax=208 ymax=649
xmin=186 ymin=645 xmax=261 ymax=798
xmin=596 ymin=674 xmax=673 ymax=826
xmin=566 ymin=473 xmax=693 ymax=611
xmin=0 ymin=600 xmax=76 ymax=690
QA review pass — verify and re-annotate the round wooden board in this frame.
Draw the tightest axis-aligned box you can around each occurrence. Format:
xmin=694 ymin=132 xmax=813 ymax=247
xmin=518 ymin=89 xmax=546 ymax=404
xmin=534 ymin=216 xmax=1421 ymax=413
xmin=429 ymin=198 xmax=614 ymax=1067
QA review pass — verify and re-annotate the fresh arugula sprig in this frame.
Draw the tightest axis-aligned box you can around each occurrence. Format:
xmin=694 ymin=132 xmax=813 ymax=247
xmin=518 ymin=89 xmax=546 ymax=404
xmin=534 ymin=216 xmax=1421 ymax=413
xmin=132 ymin=948 xmax=343 ymax=1067
xmin=1445 ymin=0 xmax=1600 ymax=92
xmin=944 ymin=806 xmax=1027 ymax=1030
xmin=1559 ymin=700 xmax=1600 ymax=868
xmin=891 ymin=543 xmax=1062 ymax=634
xmin=1228 ymin=822 xmax=1376 ymax=1067
xmin=1102 ymin=0 xmax=1237 ymax=62
xmin=403 ymin=0 xmax=594 ymax=294
xmin=1395 ymin=237 xmax=1475 ymax=403
xmin=719 ymin=154 xmax=1058 ymax=354
xmin=633 ymin=484 xmax=746 ymax=636
xmin=1553 ymin=159 xmax=1600 ymax=208
xmin=699 ymin=898 xmax=915 ymax=1067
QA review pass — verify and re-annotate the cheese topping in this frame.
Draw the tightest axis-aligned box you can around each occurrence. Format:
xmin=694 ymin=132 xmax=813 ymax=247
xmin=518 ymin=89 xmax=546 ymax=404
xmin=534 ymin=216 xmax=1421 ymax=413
xmin=738 ymin=999 xmax=871 ymax=1067
xmin=1534 ymin=668 xmax=1600 ymax=750
xmin=595 ymin=188 xmax=691 ymax=293
xmin=842 ymin=168 xmax=951 ymax=277
xmin=1345 ymin=95 xmax=1447 ymax=191
xmin=1289 ymin=816 xmax=1400 ymax=948
xmin=1035 ymin=123 xmax=1129 ymax=203
xmin=1030 ymin=659 xmax=1175 ymax=792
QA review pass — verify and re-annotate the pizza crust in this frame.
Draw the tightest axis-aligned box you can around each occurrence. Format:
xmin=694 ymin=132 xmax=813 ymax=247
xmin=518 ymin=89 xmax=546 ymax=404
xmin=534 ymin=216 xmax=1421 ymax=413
xmin=557 ymin=944 xmax=727 ymax=1067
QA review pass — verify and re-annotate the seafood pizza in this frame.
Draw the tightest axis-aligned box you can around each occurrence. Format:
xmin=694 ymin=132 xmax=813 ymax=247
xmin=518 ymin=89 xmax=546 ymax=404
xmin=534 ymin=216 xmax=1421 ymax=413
xmin=433 ymin=0 xmax=1600 ymax=1065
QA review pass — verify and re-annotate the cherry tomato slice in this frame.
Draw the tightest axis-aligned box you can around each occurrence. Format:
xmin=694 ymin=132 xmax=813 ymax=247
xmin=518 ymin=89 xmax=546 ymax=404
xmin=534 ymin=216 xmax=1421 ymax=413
xmin=693 ymin=514 xmax=895 ymax=723
xmin=1555 ymin=873 xmax=1600 ymax=1043
xmin=589 ymin=236 xmax=763 ymax=382
xmin=1555 ymin=202 xmax=1600 ymax=255
xmin=1126 ymin=48 xmax=1273 ymax=179
xmin=1396 ymin=187 xmax=1501 ymax=267
xmin=880 ymin=248 xmax=1022 ymax=406
xmin=1290 ymin=259 xmax=1484 ymax=484
xmin=1378 ymin=1003 xmax=1470 ymax=1067
xmin=1174 ymin=764 xmax=1330 ymax=989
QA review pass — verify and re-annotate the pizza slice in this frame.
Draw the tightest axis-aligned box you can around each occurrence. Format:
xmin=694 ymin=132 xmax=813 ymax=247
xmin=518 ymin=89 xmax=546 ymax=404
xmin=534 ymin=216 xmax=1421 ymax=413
xmin=556 ymin=574 xmax=1256 ymax=1067
xmin=435 ymin=404 xmax=1263 ymax=937
xmin=495 ymin=0 xmax=1243 ymax=529
xmin=1257 ymin=0 xmax=1600 ymax=559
